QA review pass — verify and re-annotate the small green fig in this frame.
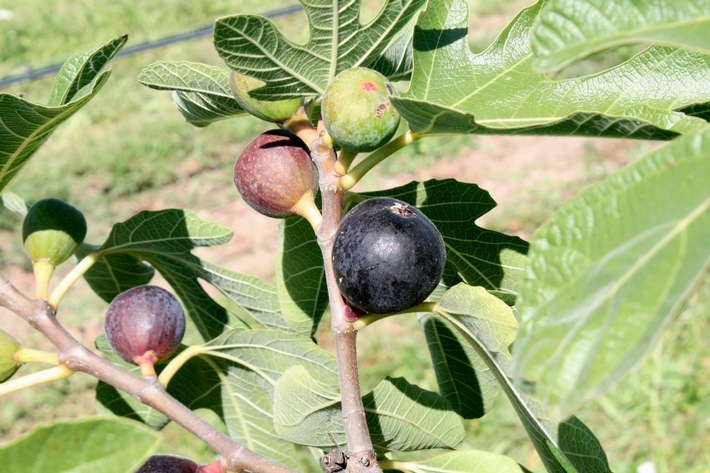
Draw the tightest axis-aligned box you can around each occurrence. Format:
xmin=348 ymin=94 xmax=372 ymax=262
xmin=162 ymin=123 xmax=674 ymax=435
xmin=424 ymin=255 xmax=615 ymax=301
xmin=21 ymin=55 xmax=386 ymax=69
xmin=234 ymin=129 xmax=319 ymax=220
xmin=230 ymin=71 xmax=304 ymax=123
xmin=22 ymin=198 xmax=87 ymax=267
xmin=0 ymin=330 xmax=21 ymax=383
xmin=322 ymin=67 xmax=400 ymax=152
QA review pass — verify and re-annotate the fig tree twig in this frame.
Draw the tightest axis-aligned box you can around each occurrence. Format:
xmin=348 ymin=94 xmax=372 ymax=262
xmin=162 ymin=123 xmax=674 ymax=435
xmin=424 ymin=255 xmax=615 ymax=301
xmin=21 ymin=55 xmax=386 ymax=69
xmin=0 ymin=273 xmax=296 ymax=473
xmin=311 ymin=134 xmax=383 ymax=473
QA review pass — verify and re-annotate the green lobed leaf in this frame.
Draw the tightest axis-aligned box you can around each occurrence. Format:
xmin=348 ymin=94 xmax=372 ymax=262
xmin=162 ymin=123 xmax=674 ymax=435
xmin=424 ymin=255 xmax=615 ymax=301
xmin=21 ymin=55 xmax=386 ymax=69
xmin=359 ymin=179 xmax=529 ymax=300
xmin=532 ymin=0 xmax=710 ymax=72
xmin=48 ymin=35 xmax=127 ymax=106
xmin=394 ymin=0 xmax=709 ymax=137
xmin=77 ymin=245 xmax=154 ymax=303
xmin=274 ymin=368 xmax=465 ymax=452
xmin=513 ymin=126 xmax=710 ymax=421
xmin=384 ymin=449 xmax=528 ymax=473
xmin=0 ymin=417 xmax=160 ymax=473
xmin=419 ymin=313 xmax=499 ymax=419
xmin=434 ymin=284 xmax=612 ymax=473
xmin=138 ymin=61 xmax=246 ymax=127
xmin=213 ymin=0 xmax=427 ymax=100
xmin=0 ymin=36 xmax=126 ymax=193
xmin=95 ymin=209 xmax=248 ymax=339
xmin=275 ymin=217 xmax=329 ymax=337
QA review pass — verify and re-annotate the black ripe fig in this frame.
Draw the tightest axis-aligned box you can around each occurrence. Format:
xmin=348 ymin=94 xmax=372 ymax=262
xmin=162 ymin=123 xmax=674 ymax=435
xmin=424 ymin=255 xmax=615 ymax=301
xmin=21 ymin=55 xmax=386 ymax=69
xmin=230 ymin=70 xmax=304 ymax=123
xmin=234 ymin=129 xmax=318 ymax=218
xmin=22 ymin=198 xmax=87 ymax=267
xmin=332 ymin=197 xmax=446 ymax=314
xmin=0 ymin=330 xmax=21 ymax=383
xmin=104 ymin=285 xmax=185 ymax=365
xmin=322 ymin=67 xmax=400 ymax=152
xmin=136 ymin=455 xmax=199 ymax=473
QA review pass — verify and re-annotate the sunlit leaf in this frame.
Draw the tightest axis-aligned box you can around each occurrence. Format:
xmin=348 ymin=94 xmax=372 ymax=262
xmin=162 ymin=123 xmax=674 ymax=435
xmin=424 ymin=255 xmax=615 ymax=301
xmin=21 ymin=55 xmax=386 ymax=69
xmin=513 ymin=126 xmax=710 ymax=420
xmin=138 ymin=61 xmax=245 ymax=127
xmin=532 ymin=0 xmax=710 ymax=72
xmin=0 ymin=417 xmax=159 ymax=473
xmin=385 ymin=449 xmax=527 ymax=473
xmin=213 ymin=0 xmax=427 ymax=99
xmin=0 ymin=36 xmax=125 ymax=193
xmin=394 ymin=0 xmax=708 ymax=137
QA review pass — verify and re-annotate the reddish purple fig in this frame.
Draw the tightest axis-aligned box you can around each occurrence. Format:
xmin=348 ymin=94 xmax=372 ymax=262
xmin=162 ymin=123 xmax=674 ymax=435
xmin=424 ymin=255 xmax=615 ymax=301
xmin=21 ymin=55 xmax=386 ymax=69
xmin=104 ymin=285 xmax=185 ymax=366
xmin=136 ymin=455 xmax=199 ymax=473
xmin=234 ymin=129 xmax=318 ymax=219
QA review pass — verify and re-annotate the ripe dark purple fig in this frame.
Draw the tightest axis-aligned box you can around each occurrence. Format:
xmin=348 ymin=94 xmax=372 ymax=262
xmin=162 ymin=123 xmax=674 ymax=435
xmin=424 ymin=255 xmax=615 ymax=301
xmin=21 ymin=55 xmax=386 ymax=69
xmin=322 ymin=67 xmax=400 ymax=152
xmin=104 ymin=285 xmax=185 ymax=365
xmin=332 ymin=197 xmax=446 ymax=314
xmin=234 ymin=129 xmax=318 ymax=218
xmin=136 ymin=455 xmax=199 ymax=473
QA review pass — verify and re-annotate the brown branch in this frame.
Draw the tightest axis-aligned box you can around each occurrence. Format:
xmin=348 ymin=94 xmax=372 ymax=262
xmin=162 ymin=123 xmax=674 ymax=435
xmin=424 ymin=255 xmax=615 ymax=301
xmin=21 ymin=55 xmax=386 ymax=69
xmin=311 ymin=137 xmax=382 ymax=473
xmin=0 ymin=273 xmax=296 ymax=473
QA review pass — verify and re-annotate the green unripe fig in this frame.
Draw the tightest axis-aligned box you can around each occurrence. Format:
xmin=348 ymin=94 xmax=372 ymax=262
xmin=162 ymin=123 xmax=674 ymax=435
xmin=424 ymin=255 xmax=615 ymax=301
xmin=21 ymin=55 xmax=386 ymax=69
xmin=230 ymin=71 xmax=304 ymax=123
xmin=322 ymin=67 xmax=400 ymax=152
xmin=22 ymin=198 xmax=87 ymax=267
xmin=0 ymin=330 xmax=21 ymax=383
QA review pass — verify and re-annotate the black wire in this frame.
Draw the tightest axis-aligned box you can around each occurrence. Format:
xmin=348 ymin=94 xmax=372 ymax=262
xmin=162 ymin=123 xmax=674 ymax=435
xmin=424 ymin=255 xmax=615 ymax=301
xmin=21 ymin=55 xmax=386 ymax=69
xmin=0 ymin=4 xmax=303 ymax=89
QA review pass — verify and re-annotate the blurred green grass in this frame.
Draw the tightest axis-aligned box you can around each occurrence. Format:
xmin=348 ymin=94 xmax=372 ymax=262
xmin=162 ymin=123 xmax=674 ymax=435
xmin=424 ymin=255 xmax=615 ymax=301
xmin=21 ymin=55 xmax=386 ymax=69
xmin=0 ymin=1 xmax=707 ymax=472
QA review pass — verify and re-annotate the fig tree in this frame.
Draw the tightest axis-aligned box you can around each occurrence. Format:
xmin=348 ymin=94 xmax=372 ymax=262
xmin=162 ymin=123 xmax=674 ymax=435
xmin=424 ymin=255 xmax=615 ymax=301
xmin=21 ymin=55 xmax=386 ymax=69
xmin=230 ymin=71 xmax=304 ymax=123
xmin=0 ymin=330 xmax=21 ymax=383
xmin=22 ymin=198 xmax=87 ymax=267
xmin=322 ymin=67 xmax=400 ymax=152
xmin=104 ymin=285 xmax=185 ymax=366
xmin=234 ymin=129 xmax=319 ymax=221
xmin=332 ymin=197 xmax=446 ymax=314
xmin=137 ymin=455 xmax=199 ymax=473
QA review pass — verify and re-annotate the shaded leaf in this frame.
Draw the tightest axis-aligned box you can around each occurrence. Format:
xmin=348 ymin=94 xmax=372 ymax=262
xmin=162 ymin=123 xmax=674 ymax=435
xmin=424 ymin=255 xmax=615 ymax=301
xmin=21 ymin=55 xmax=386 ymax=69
xmin=274 ymin=369 xmax=465 ymax=452
xmin=78 ymin=245 xmax=154 ymax=303
xmin=213 ymin=0 xmax=427 ymax=99
xmin=419 ymin=313 xmax=498 ymax=419
xmin=434 ymin=284 xmax=613 ymax=473
xmin=532 ymin=0 xmax=710 ymax=72
xmin=394 ymin=0 xmax=708 ymax=137
xmin=0 ymin=36 xmax=125 ymax=193
xmin=275 ymin=217 xmax=328 ymax=337
xmin=513 ymin=126 xmax=710 ymax=420
xmin=0 ymin=417 xmax=159 ymax=473
xmin=138 ymin=61 xmax=245 ymax=127
xmin=360 ymin=179 xmax=529 ymax=299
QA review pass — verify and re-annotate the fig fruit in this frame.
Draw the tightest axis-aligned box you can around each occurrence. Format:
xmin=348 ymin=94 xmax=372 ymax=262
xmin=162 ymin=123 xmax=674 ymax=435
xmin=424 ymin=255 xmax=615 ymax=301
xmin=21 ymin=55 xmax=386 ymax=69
xmin=22 ymin=198 xmax=87 ymax=267
xmin=104 ymin=285 xmax=185 ymax=365
xmin=234 ymin=129 xmax=318 ymax=219
xmin=332 ymin=197 xmax=446 ymax=314
xmin=137 ymin=454 xmax=199 ymax=473
xmin=322 ymin=67 xmax=400 ymax=152
xmin=230 ymin=71 xmax=304 ymax=123
xmin=0 ymin=330 xmax=21 ymax=383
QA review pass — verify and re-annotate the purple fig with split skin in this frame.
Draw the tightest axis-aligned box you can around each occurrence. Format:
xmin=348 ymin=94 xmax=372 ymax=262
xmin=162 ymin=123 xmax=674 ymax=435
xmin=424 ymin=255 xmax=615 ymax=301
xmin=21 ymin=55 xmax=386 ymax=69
xmin=332 ymin=197 xmax=446 ymax=314
xmin=234 ymin=129 xmax=318 ymax=218
xmin=104 ymin=285 xmax=185 ymax=365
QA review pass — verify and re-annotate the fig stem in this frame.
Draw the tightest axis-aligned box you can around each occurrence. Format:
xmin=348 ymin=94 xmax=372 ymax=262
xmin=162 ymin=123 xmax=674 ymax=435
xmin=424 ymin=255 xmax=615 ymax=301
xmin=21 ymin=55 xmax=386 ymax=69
xmin=48 ymin=251 xmax=100 ymax=309
xmin=0 ymin=364 xmax=73 ymax=397
xmin=341 ymin=130 xmax=421 ymax=190
xmin=311 ymin=133 xmax=383 ymax=473
xmin=13 ymin=347 xmax=59 ymax=365
xmin=334 ymin=149 xmax=359 ymax=176
xmin=282 ymin=107 xmax=319 ymax=147
xmin=32 ymin=260 xmax=55 ymax=300
xmin=352 ymin=301 xmax=437 ymax=330
xmin=290 ymin=191 xmax=323 ymax=230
